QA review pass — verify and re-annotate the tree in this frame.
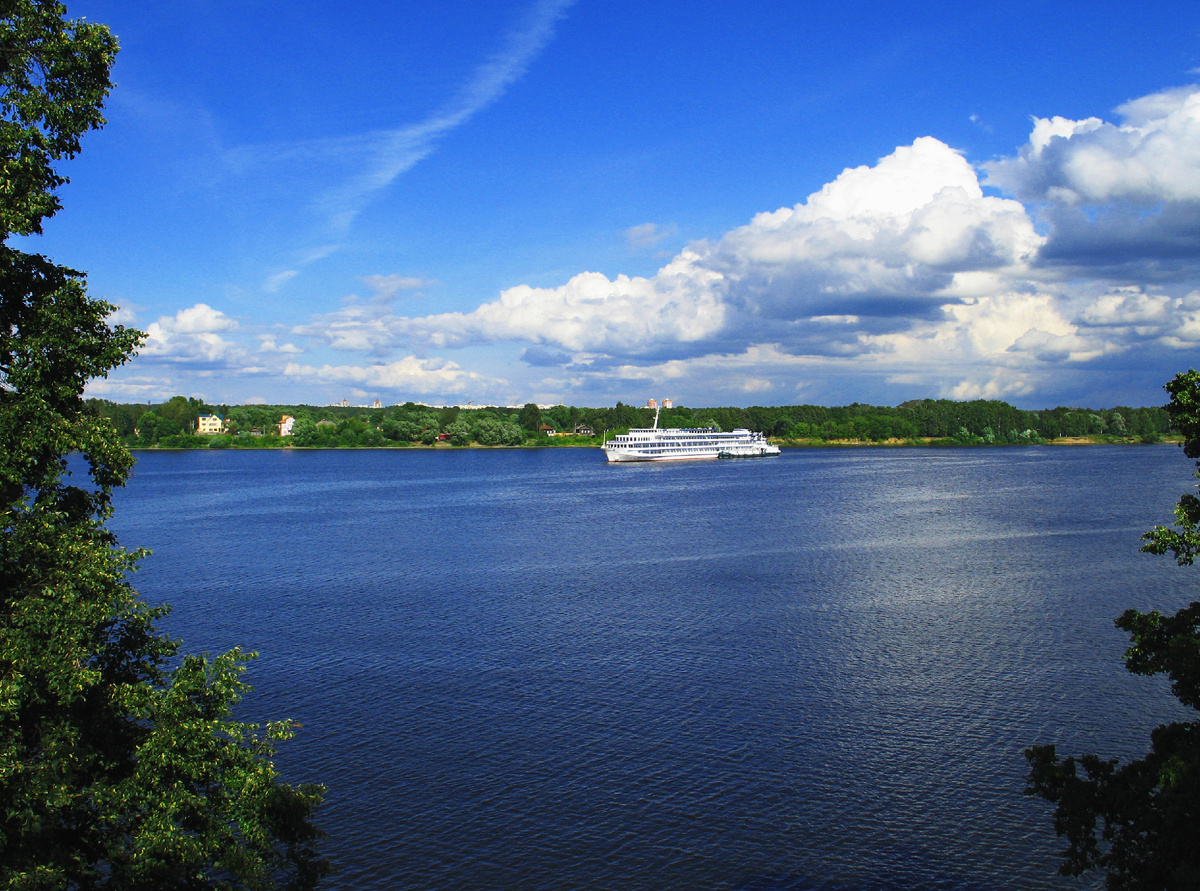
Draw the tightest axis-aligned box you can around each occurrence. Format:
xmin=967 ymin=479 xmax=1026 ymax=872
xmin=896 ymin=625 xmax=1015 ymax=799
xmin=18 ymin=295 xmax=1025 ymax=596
xmin=1025 ymin=369 xmax=1200 ymax=889
xmin=471 ymin=418 xmax=523 ymax=447
xmin=440 ymin=420 xmax=469 ymax=446
xmin=0 ymin=3 xmax=327 ymax=886
xmin=290 ymin=416 xmax=319 ymax=447
xmin=158 ymin=394 xmax=206 ymax=431
xmin=1142 ymin=371 xmax=1200 ymax=566
xmin=518 ymin=402 xmax=542 ymax=433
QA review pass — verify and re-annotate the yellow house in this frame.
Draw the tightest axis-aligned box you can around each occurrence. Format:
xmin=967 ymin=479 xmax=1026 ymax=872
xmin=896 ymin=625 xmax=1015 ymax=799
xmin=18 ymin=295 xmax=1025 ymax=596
xmin=196 ymin=414 xmax=224 ymax=435
xmin=279 ymin=415 xmax=295 ymax=436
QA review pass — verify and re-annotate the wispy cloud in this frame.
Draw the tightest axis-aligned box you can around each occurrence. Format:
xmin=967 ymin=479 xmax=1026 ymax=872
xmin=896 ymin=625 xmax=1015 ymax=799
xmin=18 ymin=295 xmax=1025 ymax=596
xmin=625 ymin=222 xmax=678 ymax=250
xmin=217 ymin=0 xmax=577 ymax=284
xmin=360 ymin=274 xmax=437 ymax=303
xmin=314 ymin=0 xmax=577 ymax=236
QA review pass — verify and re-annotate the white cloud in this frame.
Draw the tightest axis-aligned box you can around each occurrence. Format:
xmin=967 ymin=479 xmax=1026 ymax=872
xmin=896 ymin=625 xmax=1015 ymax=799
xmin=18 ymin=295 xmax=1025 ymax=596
xmin=162 ymin=303 xmax=238 ymax=334
xmin=258 ymin=337 xmax=303 ymax=355
xmin=846 ymin=288 xmax=1096 ymax=397
xmin=361 ymin=274 xmax=435 ymax=302
xmin=709 ymin=138 xmax=1042 ymax=325
xmin=282 ymin=356 xmax=490 ymax=397
xmin=1076 ymin=288 xmax=1200 ymax=349
xmin=264 ymin=270 xmax=298 ymax=293
xmin=401 ymin=250 xmax=729 ymax=353
xmin=291 ymin=302 xmax=401 ymax=353
xmin=139 ymin=303 xmax=245 ymax=365
xmin=625 ymin=222 xmax=677 ymax=249
xmin=105 ymin=302 xmax=140 ymax=327
xmin=374 ymin=137 xmax=1041 ymax=363
xmin=946 ymin=373 xmax=1038 ymax=402
xmin=984 ymin=85 xmax=1200 ymax=205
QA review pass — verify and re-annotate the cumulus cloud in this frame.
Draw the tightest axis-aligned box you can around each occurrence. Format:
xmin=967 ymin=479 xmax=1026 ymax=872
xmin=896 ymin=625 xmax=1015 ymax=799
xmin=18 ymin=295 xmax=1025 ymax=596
xmin=105 ymin=303 xmax=139 ymax=327
xmin=371 ymin=92 xmax=1196 ymax=405
xmin=521 ymin=346 xmax=574 ymax=366
xmin=291 ymin=302 xmax=402 ymax=353
xmin=161 ymin=303 xmax=237 ymax=334
xmin=399 ymin=251 xmax=730 ymax=354
xmin=985 ymin=86 xmax=1200 ymax=204
xmin=371 ymin=137 xmax=1043 ymax=367
xmin=139 ymin=303 xmax=246 ymax=365
xmin=258 ymin=337 xmax=303 ymax=355
xmin=984 ymin=86 xmax=1200 ymax=280
xmin=1074 ymin=287 xmax=1200 ymax=350
xmin=709 ymin=137 xmax=1042 ymax=326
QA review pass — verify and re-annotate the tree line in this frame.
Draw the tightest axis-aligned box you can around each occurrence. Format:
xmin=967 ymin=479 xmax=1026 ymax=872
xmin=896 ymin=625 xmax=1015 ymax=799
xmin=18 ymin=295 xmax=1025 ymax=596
xmin=88 ymin=395 xmax=1174 ymax=449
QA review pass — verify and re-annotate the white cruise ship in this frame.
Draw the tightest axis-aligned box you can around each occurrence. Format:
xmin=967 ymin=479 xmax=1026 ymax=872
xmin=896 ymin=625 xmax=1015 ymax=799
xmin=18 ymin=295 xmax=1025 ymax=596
xmin=602 ymin=402 xmax=781 ymax=463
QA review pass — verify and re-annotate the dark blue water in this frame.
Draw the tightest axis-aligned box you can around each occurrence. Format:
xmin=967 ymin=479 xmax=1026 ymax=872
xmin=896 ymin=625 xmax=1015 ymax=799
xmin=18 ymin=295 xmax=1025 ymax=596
xmin=105 ymin=446 xmax=1196 ymax=890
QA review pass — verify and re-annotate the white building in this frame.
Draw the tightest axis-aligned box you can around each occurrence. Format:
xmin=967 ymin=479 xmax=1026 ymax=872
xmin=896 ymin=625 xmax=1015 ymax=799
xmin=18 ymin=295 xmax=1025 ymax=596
xmin=196 ymin=414 xmax=224 ymax=435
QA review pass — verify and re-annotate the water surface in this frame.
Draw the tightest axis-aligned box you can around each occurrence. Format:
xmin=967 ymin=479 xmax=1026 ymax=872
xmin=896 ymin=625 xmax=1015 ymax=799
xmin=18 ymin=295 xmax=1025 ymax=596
xmin=108 ymin=446 xmax=1196 ymax=889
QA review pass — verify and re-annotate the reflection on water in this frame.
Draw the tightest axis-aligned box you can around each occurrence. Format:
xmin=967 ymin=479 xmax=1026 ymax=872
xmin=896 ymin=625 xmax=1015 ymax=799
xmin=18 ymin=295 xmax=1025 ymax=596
xmin=109 ymin=446 xmax=1195 ymax=890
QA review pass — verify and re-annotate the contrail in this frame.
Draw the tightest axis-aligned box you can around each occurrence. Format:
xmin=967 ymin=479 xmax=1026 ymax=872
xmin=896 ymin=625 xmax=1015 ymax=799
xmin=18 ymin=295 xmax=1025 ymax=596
xmin=319 ymin=0 xmax=578 ymax=235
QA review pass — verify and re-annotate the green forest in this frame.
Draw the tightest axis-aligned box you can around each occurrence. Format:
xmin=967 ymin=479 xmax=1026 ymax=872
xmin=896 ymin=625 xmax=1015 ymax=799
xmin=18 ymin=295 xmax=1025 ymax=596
xmin=88 ymin=395 xmax=1174 ymax=450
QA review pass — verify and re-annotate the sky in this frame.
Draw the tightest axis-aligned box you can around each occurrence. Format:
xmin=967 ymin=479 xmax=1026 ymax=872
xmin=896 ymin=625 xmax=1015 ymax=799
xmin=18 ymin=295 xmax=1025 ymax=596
xmin=24 ymin=1 xmax=1200 ymax=409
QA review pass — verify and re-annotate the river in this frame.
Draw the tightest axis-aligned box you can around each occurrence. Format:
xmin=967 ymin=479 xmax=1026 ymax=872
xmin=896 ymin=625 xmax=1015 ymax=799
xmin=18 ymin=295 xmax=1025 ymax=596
xmin=108 ymin=446 xmax=1196 ymax=889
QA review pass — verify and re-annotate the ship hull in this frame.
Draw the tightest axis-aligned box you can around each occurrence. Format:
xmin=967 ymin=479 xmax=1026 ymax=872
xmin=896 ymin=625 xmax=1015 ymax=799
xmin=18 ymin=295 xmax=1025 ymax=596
xmin=604 ymin=448 xmax=725 ymax=463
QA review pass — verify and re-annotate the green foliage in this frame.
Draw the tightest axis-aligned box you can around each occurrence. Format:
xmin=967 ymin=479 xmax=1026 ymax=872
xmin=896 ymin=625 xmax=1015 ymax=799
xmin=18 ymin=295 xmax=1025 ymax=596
xmin=471 ymin=417 xmax=523 ymax=446
xmin=444 ymin=420 xmax=471 ymax=446
xmin=517 ymin=402 xmax=541 ymax=432
xmin=1025 ymin=370 xmax=1200 ymax=888
xmin=359 ymin=426 xmax=384 ymax=448
xmin=1142 ymin=370 xmax=1200 ymax=566
xmin=0 ymin=4 xmax=327 ymax=886
xmin=158 ymin=394 xmax=205 ymax=428
xmin=0 ymin=0 xmax=116 ymax=237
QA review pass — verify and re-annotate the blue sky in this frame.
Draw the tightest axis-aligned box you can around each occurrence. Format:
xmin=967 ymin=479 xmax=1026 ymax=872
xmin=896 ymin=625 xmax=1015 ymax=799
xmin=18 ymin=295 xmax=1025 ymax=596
xmin=28 ymin=1 xmax=1200 ymax=408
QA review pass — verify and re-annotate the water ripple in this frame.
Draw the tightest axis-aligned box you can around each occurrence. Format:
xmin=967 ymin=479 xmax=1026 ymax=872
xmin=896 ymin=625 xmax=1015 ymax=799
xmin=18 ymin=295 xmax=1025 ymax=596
xmin=107 ymin=446 xmax=1196 ymax=889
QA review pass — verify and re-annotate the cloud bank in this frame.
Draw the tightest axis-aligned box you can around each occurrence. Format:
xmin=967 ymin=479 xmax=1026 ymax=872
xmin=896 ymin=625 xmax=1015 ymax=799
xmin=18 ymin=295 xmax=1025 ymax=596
xmin=112 ymin=83 xmax=1200 ymax=408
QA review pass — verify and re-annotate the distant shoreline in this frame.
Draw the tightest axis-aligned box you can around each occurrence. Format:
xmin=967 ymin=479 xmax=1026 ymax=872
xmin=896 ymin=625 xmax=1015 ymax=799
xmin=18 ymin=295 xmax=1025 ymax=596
xmin=128 ymin=435 xmax=1180 ymax=452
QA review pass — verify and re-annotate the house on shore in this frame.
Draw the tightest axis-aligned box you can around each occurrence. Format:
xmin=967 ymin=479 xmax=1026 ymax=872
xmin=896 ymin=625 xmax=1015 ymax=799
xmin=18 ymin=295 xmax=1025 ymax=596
xmin=197 ymin=414 xmax=225 ymax=435
xmin=279 ymin=415 xmax=295 ymax=437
